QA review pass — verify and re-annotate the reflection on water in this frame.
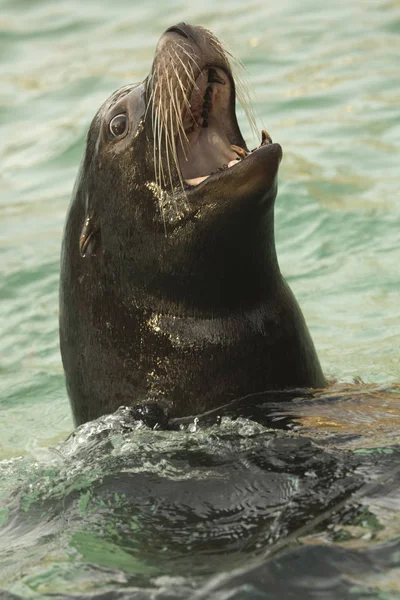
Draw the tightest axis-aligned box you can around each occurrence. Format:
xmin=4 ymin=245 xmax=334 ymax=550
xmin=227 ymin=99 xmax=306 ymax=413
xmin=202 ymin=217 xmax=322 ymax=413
xmin=270 ymin=383 xmax=400 ymax=450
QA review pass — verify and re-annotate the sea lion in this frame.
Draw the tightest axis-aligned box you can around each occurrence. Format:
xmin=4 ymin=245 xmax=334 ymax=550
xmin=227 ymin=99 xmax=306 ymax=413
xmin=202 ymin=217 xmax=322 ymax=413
xmin=59 ymin=23 xmax=326 ymax=427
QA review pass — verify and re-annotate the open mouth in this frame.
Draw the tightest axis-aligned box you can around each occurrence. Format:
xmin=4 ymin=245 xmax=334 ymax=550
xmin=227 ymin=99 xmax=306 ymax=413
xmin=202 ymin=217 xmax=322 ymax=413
xmin=176 ymin=66 xmax=272 ymax=188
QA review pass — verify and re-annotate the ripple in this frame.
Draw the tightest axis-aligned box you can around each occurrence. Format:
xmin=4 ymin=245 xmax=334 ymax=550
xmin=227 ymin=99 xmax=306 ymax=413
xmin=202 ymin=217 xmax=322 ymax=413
xmin=1 ymin=0 xmax=400 ymax=597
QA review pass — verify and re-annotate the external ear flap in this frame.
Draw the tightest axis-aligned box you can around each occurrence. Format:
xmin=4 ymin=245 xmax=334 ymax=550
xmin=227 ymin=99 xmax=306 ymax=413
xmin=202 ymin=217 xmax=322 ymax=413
xmin=79 ymin=215 xmax=98 ymax=257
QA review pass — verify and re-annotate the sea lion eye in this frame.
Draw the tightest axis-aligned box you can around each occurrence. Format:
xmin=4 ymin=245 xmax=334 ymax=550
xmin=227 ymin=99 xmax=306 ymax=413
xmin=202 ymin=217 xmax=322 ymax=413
xmin=109 ymin=114 xmax=128 ymax=138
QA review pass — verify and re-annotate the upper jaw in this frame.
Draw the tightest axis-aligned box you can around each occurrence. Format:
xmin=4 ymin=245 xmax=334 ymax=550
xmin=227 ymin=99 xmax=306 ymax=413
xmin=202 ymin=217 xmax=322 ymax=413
xmin=149 ymin=24 xmax=282 ymax=200
xmin=173 ymin=63 xmax=280 ymax=192
xmin=177 ymin=66 xmax=246 ymax=185
xmin=177 ymin=64 xmax=281 ymax=194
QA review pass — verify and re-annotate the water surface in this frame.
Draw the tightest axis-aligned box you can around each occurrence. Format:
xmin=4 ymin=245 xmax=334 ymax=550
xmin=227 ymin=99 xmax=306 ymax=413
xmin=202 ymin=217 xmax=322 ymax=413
xmin=0 ymin=0 xmax=399 ymax=597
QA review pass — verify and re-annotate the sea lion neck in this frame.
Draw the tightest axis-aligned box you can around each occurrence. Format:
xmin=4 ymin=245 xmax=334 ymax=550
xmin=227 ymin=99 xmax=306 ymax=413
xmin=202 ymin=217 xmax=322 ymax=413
xmin=144 ymin=203 xmax=281 ymax=315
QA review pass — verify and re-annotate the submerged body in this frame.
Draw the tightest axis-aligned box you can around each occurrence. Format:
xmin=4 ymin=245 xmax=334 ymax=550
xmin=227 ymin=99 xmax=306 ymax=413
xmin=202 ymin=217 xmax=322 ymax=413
xmin=59 ymin=23 xmax=326 ymax=426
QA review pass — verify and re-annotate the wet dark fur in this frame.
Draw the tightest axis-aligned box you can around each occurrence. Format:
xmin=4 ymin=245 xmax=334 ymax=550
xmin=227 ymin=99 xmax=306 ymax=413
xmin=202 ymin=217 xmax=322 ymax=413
xmin=59 ymin=24 xmax=326 ymax=426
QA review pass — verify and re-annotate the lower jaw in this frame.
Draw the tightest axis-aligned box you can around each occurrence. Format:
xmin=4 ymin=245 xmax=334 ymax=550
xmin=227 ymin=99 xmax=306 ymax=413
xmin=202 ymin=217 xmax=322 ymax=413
xmin=183 ymin=129 xmax=273 ymax=188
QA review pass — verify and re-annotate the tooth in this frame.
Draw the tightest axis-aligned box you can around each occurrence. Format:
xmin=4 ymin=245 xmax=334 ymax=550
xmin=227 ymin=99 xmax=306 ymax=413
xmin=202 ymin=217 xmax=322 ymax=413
xmin=230 ymin=144 xmax=247 ymax=159
xmin=261 ymin=130 xmax=272 ymax=145
xmin=228 ymin=158 xmax=240 ymax=168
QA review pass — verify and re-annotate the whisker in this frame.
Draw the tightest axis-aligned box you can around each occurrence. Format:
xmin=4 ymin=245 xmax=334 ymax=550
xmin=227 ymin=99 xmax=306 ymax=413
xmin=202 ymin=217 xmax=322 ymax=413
xmin=168 ymin=51 xmax=189 ymax=161
xmin=174 ymin=45 xmax=198 ymax=90
xmin=171 ymin=49 xmax=193 ymax=113
xmin=165 ymin=72 xmax=184 ymax=191
xmin=178 ymin=44 xmax=202 ymax=76
xmin=145 ymin=87 xmax=154 ymax=120
xmin=218 ymin=38 xmax=259 ymax=140
xmin=174 ymin=87 xmax=189 ymax=163
xmin=169 ymin=93 xmax=185 ymax=196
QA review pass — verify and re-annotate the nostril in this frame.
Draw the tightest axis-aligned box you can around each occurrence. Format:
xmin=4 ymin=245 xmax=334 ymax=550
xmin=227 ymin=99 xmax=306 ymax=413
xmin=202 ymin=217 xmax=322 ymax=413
xmin=165 ymin=23 xmax=189 ymax=39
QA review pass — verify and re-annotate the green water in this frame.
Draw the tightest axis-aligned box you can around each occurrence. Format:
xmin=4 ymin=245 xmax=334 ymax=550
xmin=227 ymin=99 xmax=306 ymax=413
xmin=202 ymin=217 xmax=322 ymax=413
xmin=1 ymin=0 xmax=400 ymax=598
xmin=1 ymin=0 xmax=399 ymax=454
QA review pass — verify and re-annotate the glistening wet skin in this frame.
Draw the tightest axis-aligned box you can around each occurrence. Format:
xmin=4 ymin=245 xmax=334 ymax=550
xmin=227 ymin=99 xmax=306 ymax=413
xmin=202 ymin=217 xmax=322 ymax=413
xmin=60 ymin=23 xmax=325 ymax=428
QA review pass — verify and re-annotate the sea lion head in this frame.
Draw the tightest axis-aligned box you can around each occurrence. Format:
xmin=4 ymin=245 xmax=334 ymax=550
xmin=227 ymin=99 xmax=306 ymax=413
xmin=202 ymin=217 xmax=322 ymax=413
xmin=75 ymin=23 xmax=283 ymax=312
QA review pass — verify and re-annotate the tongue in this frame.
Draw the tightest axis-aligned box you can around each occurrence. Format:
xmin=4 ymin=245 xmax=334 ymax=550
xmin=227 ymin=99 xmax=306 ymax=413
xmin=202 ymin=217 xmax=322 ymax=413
xmin=184 ymin=157 xmax=240 ymax=186
xmin=180 ymin=117 xmax=237 ymax=181
xmin=183 ymin=129 xmax=274 ymax=187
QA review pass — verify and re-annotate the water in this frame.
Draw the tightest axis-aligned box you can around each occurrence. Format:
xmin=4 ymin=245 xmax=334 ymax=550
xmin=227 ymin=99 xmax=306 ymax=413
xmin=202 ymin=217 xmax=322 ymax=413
xmin=1 ymin=0 xmax=399 ymax=597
